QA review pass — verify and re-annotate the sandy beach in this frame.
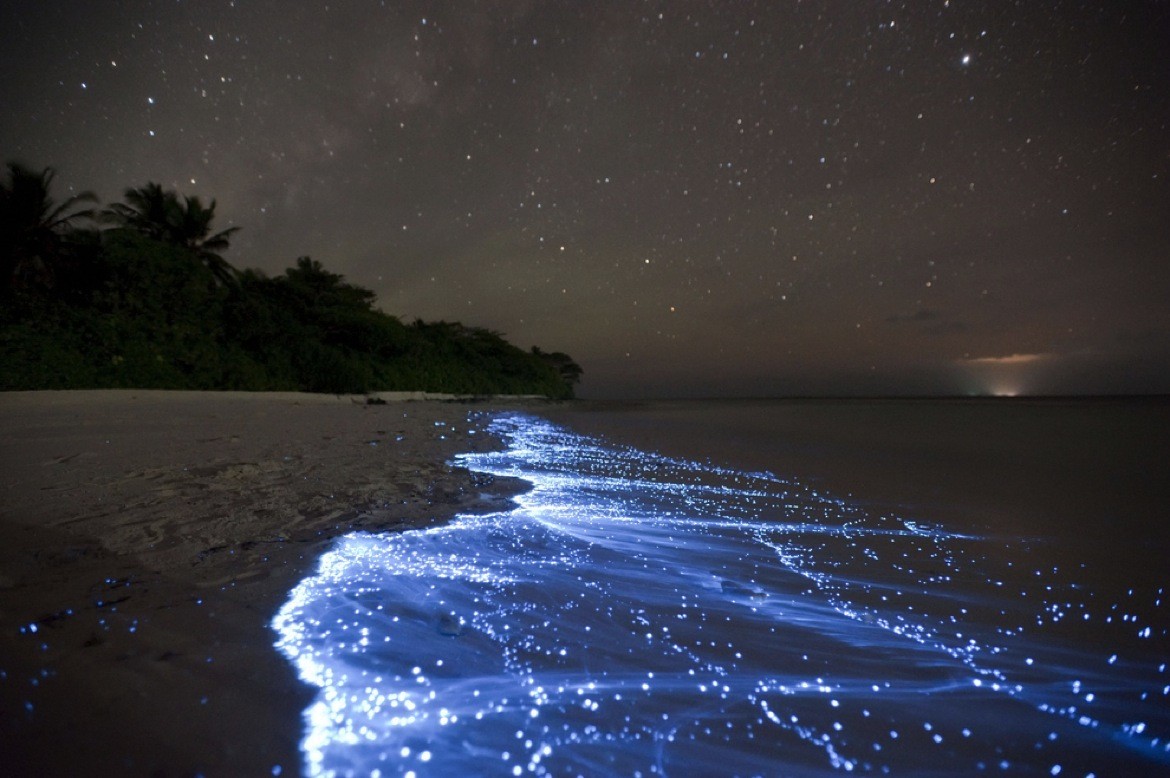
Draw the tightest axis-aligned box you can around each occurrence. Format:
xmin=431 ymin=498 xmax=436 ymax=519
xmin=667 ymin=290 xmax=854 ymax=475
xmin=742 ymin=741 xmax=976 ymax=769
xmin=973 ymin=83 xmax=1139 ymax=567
xmin=0 ymin=390 xmax=533 ymax=776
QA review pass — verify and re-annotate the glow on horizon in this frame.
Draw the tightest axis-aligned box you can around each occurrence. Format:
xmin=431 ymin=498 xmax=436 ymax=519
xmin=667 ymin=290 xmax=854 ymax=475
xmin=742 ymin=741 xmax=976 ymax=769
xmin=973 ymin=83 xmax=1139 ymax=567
xmin=957 ymin=352 xmax=1056 ymax=396
xmin=962 ymin=353 xmax=1050 ymax=365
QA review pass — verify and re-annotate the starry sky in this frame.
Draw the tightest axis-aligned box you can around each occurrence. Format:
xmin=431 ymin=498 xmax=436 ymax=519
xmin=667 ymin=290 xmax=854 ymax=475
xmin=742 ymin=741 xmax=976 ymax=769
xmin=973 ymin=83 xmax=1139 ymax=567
xmin=3 ymin=1 xmax=1168 ymax=398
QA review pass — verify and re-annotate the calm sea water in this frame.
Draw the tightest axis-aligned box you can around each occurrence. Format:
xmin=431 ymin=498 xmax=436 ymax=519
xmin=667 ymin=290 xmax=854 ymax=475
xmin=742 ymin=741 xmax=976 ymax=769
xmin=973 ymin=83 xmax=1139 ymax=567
xmin=273 ymin=401 xmax=1170 ymax=776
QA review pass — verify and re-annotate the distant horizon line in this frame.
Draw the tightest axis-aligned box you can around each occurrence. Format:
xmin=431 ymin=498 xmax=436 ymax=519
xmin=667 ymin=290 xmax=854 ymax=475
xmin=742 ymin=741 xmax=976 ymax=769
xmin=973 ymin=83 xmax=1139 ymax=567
xmin=572 ymin=392 xmax=1170 ymax=403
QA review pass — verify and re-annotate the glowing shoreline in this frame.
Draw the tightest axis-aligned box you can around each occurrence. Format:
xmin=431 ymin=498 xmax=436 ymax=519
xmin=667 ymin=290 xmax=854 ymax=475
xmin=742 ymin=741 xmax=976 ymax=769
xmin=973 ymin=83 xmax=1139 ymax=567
xmin=272 ymin=413 xmax=1169 ymax=776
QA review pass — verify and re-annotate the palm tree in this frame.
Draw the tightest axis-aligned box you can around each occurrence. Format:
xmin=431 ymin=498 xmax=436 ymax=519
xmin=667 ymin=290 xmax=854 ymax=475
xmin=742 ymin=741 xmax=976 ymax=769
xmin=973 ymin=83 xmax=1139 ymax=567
xmin=0 ymin=162 xmax=97 ymax=290
xmin=103 ymin=183 xmax=241 ymax=285
xmin=171 ymin=195 xmax=240 ymax=286
xmin=101 ymin=182 xmax=172 ymax=241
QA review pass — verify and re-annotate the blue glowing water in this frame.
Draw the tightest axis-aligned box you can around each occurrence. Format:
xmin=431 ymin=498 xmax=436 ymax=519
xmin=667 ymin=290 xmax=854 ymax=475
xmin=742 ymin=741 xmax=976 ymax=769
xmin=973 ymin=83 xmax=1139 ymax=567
xmin=272 ymin=413 xmax=1169 ymax=777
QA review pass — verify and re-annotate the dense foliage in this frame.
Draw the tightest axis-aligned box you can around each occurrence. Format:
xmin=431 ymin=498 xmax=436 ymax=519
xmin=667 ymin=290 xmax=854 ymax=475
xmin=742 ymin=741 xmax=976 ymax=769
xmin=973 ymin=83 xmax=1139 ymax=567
xmin=1 ymin=163 xmax=580 ymax=397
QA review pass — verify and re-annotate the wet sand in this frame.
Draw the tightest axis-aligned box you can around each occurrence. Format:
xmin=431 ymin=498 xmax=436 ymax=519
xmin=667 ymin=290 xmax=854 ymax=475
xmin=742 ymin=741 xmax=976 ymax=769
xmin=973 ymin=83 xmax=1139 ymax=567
xmin=0 ymin=391 xmax=532 ymax=776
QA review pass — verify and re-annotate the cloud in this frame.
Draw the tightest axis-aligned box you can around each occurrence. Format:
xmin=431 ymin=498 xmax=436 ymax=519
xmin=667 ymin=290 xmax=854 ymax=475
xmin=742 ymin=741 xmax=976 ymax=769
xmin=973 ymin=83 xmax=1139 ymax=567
xmin=885 ymin=309 xmax=940 ymax=324
xmin=1112 ymin=328 xmax=1170 ymax=350
xmin=923 ymin=320 xmax=969 ymax=335
xmin=886 ymin=309 xmax=968 ymax=336
xmin=958 ymin=352 xmax=1054 ymax=366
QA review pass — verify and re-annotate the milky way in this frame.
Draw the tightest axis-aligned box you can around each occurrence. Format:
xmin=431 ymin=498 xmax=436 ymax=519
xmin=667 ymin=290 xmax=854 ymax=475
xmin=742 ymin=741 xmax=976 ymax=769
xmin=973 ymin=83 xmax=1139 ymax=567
xmin=2 ymin=2 xmax=1167 ymax=396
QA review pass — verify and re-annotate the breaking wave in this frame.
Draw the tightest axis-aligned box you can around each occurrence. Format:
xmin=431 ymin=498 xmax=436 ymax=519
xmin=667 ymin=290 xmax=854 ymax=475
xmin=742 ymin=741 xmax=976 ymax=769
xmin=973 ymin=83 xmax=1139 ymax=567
xmin=273 ymin=413 xmax=1169 ymax=776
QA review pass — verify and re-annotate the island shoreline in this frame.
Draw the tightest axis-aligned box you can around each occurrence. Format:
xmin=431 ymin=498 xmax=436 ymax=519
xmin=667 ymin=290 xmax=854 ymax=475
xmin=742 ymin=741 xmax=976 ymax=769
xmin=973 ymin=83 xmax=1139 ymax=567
xmin=0 ymin=390 xmax=537 ymax=776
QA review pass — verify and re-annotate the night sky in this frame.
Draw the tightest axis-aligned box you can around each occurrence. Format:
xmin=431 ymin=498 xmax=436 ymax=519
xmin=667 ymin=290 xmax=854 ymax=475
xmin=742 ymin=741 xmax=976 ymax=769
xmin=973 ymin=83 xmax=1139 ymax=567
xmin=3 ymin=1 xmax=1167 ymax=398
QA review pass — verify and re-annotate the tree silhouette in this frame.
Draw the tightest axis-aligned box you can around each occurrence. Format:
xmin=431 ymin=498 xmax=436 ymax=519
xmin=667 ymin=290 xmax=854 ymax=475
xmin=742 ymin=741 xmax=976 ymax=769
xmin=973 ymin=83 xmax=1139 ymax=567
xmin=3 ymin=162 xmax=582 ymax=397
xmin=101 ymin=182 xmax=171 ymax=241
xmin=0 ymin=162 xmax=97 ymax=290
xmin=104 ymin=183 xmax=240 ymax=285
xmin=284 ymin=256 xmax=375 ymax=309
xmin=170 ymin=194 xmax=240 ymax=285
xmin=532 ymin=346 xmax=584 ymax=389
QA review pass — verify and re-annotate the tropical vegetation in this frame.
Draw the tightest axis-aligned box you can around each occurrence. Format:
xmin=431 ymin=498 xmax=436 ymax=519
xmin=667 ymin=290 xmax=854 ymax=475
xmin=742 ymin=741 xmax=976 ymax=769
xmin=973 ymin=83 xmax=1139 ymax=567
xmin=0 ymin=162 xmax=581 ymax=398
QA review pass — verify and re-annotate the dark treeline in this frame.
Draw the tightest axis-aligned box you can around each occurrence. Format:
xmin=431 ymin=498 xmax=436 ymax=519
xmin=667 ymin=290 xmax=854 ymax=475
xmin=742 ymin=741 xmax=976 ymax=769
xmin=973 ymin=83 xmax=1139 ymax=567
xmin=0 ymin=163 xmax=581 ymax=397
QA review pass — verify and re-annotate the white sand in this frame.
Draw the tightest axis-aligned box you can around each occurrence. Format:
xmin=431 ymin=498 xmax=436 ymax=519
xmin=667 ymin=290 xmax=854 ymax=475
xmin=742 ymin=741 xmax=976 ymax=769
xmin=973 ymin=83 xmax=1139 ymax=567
xmin=0 ymin=390 xmax=530 ymax=775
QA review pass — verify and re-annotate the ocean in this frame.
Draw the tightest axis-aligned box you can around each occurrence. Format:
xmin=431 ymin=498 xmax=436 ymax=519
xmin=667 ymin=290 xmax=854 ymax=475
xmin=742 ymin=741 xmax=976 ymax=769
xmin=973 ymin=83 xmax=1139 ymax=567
xmin=272 ymin=399 xmax=1170 ymax=776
